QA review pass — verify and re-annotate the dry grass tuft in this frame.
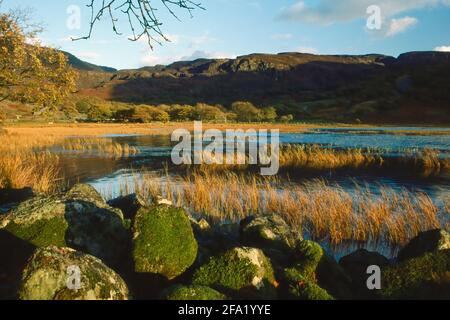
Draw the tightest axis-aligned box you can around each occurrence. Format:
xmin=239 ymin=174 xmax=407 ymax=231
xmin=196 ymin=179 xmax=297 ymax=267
xmin=114 ymin=169 xmax=446 ymax=250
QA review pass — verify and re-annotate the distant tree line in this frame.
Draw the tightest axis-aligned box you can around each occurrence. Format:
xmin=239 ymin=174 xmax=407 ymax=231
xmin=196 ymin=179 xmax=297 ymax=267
xmin=72 ymin=98 xmax=295 ymax=123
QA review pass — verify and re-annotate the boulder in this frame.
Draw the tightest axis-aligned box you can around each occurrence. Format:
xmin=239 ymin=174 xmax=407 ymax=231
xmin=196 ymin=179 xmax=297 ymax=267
xmin=19 ymin=246 xmax=130 ymax=300
xmin=107 ymin=193 xmax=147 ymax=220
xmin=289 ymin=240 xmax=352 ymax=299
xmin=132 ymin=205 xmax=198 ymax=280
xmin=163 ymin=285 xmax=227 ymax=300
xmin=398 ymin=229 xmax=450 ymax=261
xmin=240 ymin=214 xmax=301 ymax=263
xmin=0 ymin=184 xmax=129 ymax=265
xmin=192 ymin=247 xmax=277 ymax=299
xmin=339 ymin=249 xmax=389 ymax=297
xmin=283 ymin=268 xmax=334 ymax=300
xmin=380 ymin=249 xmax=450 ymax=300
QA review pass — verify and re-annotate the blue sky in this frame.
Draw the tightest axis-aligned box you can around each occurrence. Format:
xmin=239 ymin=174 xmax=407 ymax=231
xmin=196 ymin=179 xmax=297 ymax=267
xmin=2 ymin=0 xmax=450 ymax=69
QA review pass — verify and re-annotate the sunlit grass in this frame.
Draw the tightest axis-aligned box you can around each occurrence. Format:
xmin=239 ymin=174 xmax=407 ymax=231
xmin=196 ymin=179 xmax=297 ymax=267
xmin=109 ymin=169 xmax=447 ymax=250
xmin=0 ymin=132 xmax=139 ymax=193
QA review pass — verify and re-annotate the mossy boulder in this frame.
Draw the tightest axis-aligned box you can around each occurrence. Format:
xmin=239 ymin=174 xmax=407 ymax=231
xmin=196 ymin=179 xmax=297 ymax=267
xmin=19 ymin=246 xmax=130 ymax=300
xmin=398 ymin=229 xmax=450 ymax=262
xmin=339 ymin=249 xmax=389 ymax=297
xmin=283 ymin=268 xmax=334 ymax=300
xmin=240 ymin=214 xmax=301 ymax=263
xmin=380 ymin=249 xmax=450 ymax=300
xmin=289 ymin=240 xmax=352 ymax=299
xmin=0 ymin=184 xmax=129 ymax=265
xmin=163 ymin=285 xmax=227 ymax=300
xmin=192 ymin=247 xmax=277 ymax=299
xmin=132 ymin=205 xmax=198 ymax=280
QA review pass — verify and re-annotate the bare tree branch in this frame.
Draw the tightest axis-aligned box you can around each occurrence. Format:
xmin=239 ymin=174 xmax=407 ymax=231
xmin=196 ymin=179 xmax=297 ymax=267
xmin=73 ymin=0 xmax=204 ymax=49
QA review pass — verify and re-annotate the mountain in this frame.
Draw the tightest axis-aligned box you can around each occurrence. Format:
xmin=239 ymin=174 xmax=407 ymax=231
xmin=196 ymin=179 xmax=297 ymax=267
xmin=74 ymin=51 xmax=450 ymax=124
xmin=63 ymin=51 xmax=117 ymax=73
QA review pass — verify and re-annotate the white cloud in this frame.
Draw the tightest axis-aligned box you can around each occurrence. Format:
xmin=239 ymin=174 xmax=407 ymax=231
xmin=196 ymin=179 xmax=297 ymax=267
xmin=278 ymin=0 xmax=450 ymax=25
xmin=271 ymin=33 xmax=293 ymax=40
xmin=75 ymin=51 xmax=101 ymax=61
xmin=434 ymin=46 xmax=450 ymax=52
xmin=386 ymin=17 xmax=418 ymax=36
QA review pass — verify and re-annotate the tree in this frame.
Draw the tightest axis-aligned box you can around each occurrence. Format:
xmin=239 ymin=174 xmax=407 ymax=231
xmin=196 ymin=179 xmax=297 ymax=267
xmin=168 ymin=104 xmax=195 ymax=121
xmin=194 ymin=103 xmax=226 ymax=121
xmin=261 ymin=107 xmax=278 ymax=122
xmin=77 ymin=0 xmax=204 ymax=49
xmin=231 ymin=101 xmax=262 ymax=122
xmin=132 ymin=105 xmax=170 ymax=122
xmin=0 ymin=11 xmax=77 ymax=109
xmin=280 ymin=114 xmax=294 ymax=123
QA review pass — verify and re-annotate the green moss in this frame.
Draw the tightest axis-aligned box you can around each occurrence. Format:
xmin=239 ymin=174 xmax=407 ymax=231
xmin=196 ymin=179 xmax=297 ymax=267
xmin=132 ymin=205 xmax=198 ymax=279
xmin=192 ymin=248 xmax=276 ymax=299
xmin=380 ymin=250 xmax=450 ymax=300
xmin=284 ymin=268 xmax=334 ymax=300
xmin=290 ymin=280 xmax=334 ymax=300
xmin=4 ymin=218 xmax=68 ymax=247
xmin=193 ymin=251 xmax=259 ymax=291
xmin=164 ymin=285 xmax=227 ymax=300
xmin=293 ymin=240 xmax=324 ymax=280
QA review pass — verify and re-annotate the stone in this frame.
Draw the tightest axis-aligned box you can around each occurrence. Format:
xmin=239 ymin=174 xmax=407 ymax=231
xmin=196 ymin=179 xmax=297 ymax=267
xmin=289 ymin=240 xmax=353 ymax=299
xmin=380 ymin=249 xmax=450 ymax=300
xmin=0 ymin=183 xmax=129 ymax=265
xmin=132 ymin=205 xmax=198 ymax=280
xmin=192 ymin=247 xmax=277 ymax=299
xmin=107 ymin=193 xmax=147 ymax=220
xmin=339 ymin=249 xmax=390 ymax=297
xmin=398 ymin=229 xmax=450 ymax=261
xmin=18 ymin=246 xmax=130 ymax=300
xmin=282 ymin=268 xmax=334 ymax=300
xmin=163 ymin=285 xmax=227 ymax=300
xmin=240 ymin=214 xmax=301 ymax=263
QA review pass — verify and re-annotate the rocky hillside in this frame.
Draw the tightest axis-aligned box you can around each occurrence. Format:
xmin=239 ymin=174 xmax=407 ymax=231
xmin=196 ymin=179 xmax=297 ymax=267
xmin=72 ymin=51 xmax=450 ymax=124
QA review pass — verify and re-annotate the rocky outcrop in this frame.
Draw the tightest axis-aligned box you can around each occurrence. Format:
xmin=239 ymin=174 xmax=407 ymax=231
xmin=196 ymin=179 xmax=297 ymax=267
xmin=18 ymin=246 xmax=129 ymax=300
xmin=132 ymin=205 xmax=198 ymax=279
xmin=240 ymin=214 xmax=301 ymax=263
xmin=163 ymin=285 xmax=227 ymax=300
xmin=0 ymin=184 xmax=129 ymax=265
xmin=398 ymin=229 xmax=450 ymax=261
xmin=192 ymin=247 xmax=277 ymax=299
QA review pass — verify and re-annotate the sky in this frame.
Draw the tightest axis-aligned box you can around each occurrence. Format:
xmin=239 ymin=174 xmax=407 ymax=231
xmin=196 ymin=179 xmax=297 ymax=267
xmin=2 ymin=0 xmax=450 ymax=70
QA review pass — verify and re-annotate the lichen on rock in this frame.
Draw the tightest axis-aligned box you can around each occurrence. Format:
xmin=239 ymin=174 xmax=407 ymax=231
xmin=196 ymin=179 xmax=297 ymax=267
xmin=240 ymin=214 xmax=301 ymax=263
xmin=0 ymin=183 xmax=129 ymax=265
xmin=19 ymin=246 xmax=130 ymax=300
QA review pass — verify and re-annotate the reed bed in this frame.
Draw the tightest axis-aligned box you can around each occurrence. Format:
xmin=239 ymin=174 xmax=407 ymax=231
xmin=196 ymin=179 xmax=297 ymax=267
xmin=0 ymin=133 xmax=62 ymax=193
xmin=60 ymin=137 xmax=139 ymax=158
xmin=114 ymin=169 xmax=447 ymax=250
xmin=181 ymin=145 xmax=449 ymax=178
xmin=0 ymin=132 xmax=138 ymax=194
